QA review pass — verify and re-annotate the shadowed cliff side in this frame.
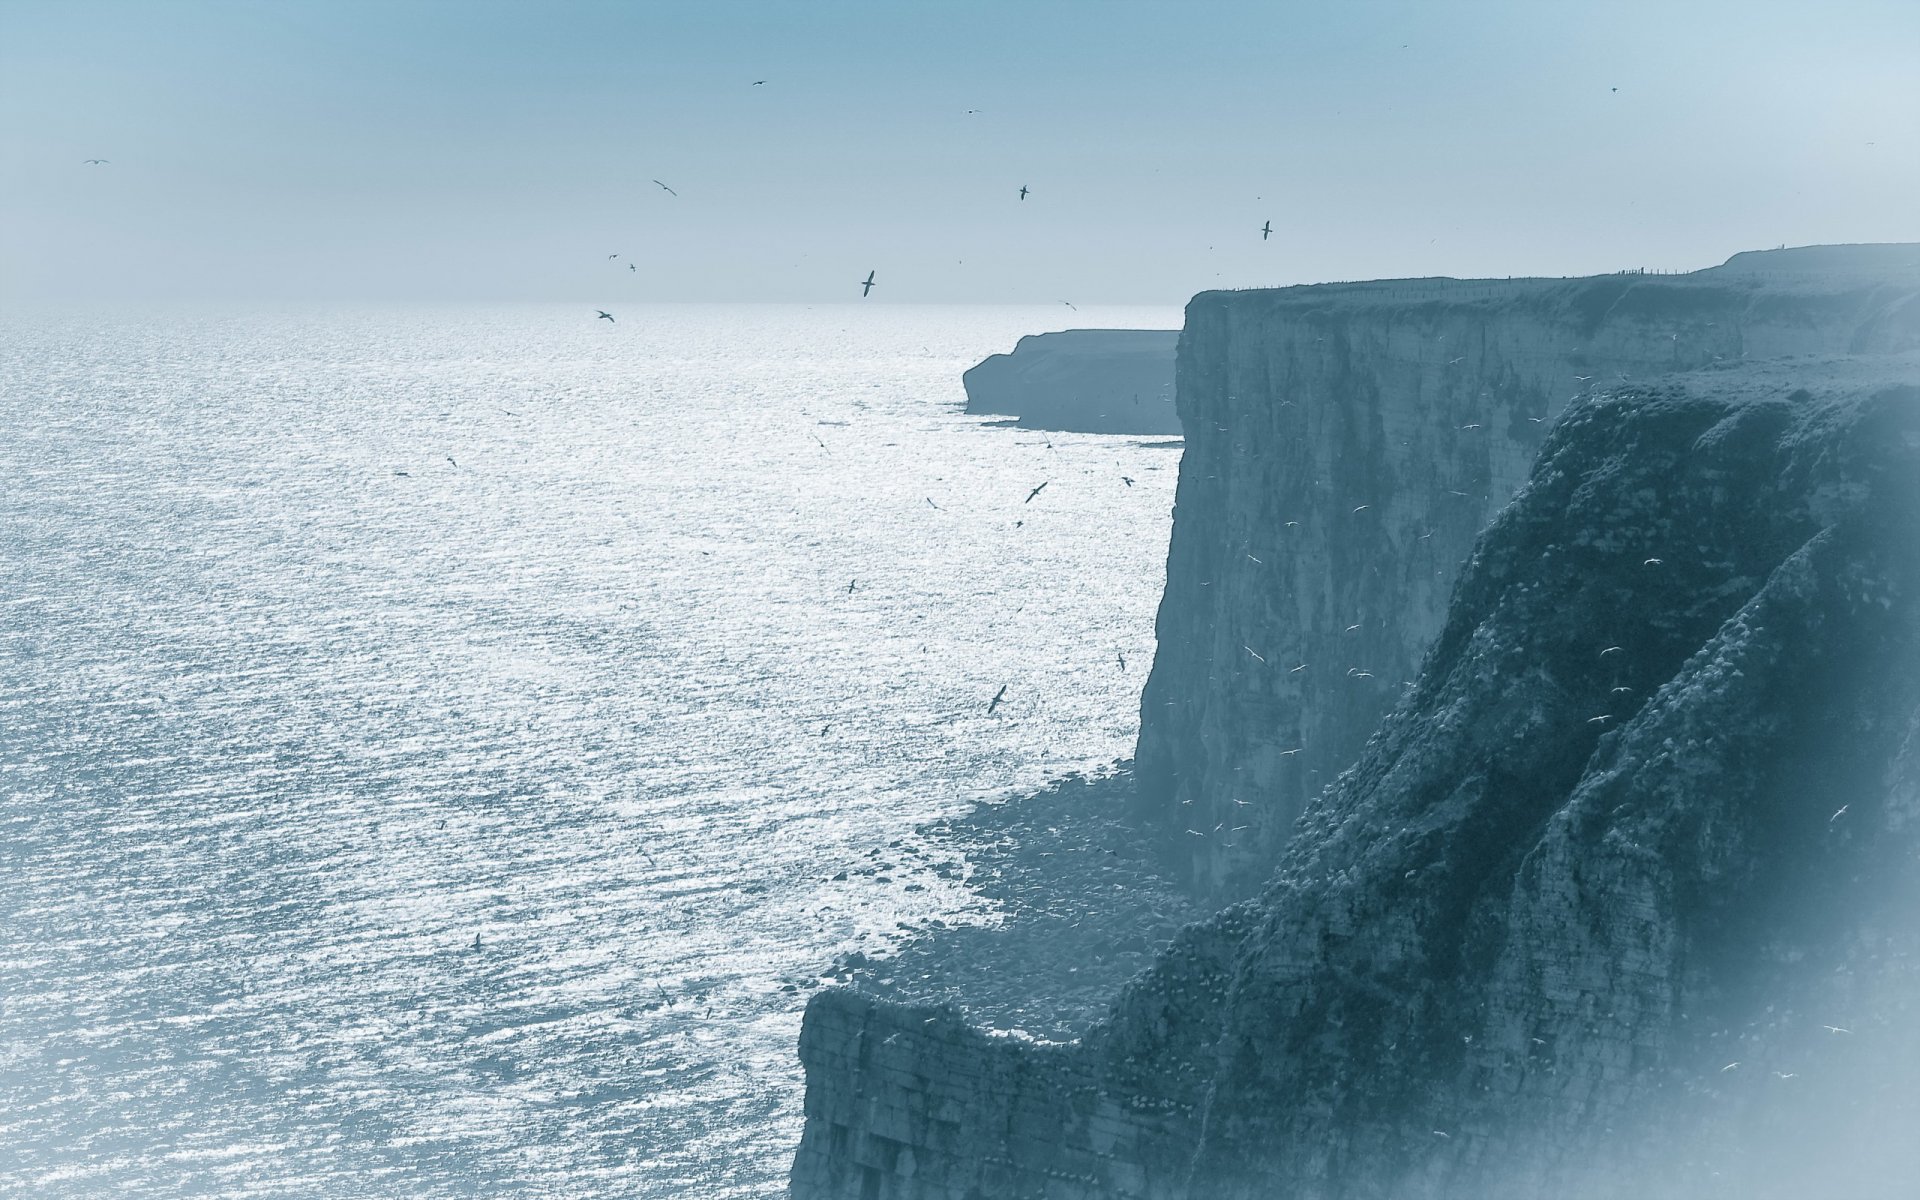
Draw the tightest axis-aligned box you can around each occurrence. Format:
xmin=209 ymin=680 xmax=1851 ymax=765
xmin=1137 ymin=243 xmax=1920 ymax=896
xmin=793 ymin=360 xmax=1920 ymax=1199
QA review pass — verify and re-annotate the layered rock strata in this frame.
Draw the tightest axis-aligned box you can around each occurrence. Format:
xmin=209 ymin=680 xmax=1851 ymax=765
xmin=962 ymin=329 xmax=1180 ymax=434
xmin=793 ymin=358 xmax=1920 ymax=1198
xmin=1137 ymin=243 xmax=1920 ymax=895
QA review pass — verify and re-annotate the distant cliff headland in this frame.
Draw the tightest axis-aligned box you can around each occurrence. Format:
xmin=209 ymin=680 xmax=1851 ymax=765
xmin=962 ymin=329 xmax=1180 ymax=434
xmin=794 ymin=245 xmax=1920 ymax=1199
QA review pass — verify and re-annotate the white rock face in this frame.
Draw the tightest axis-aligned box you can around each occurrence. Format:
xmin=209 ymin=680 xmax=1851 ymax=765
xmin=962 ymin=329 xmax=1180 ymax=433
xmin=1135 ymin=243 xmax=1920 ymax=895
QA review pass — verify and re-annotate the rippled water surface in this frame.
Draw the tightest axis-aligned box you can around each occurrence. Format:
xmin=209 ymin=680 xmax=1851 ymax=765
xmin=0 ymin=304 xmax=1180 ymax=1198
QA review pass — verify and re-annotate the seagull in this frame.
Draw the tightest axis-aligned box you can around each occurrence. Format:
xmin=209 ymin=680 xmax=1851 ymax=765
xmin=1352 ymin=504 xmax=1370 ymax=513
xmin=84 ymin=158 xmax=109 ymax=164
xmin=1721 ymin=1062 xmax=1740 ymax=1072
xmin=1025 ymin=481 xmax=1048 ymax=503
xmin=1245 ymin=646 xmax=1265 ymax=663
xmin=1829 ymin=805 xmax=1849 ymax=823
xmin=1261 ymin=220 xmax=1272 ymax=240
xmin=1117 ymin=652 xmax=1126 ymax=670
xmin=1600 ymin=646 xmax=1624 ymax=657
xmin=608 ymin=254 xmax=619 ymax=259
xmin=753 ymin=80 xmax=767 ymax=85
xmin=1061 ymin=300 xmax=1076 ymax=310
xmin=653 ymin=179 xmax=678 ymax=196
xmin=445 ymin=455 xmax=458 ymax=468
xmin=1278 ymin=748 xmax=1303 ymax=756
xmin=1344 ymin=623 xmax=1362 ymax=633
xmin=847 ymin=580 xmax=857 ymax=595
xmin=987 ymin=685 xmax=1008 ymax=714
xmin=472 ymin=932 xmax=483 ymax=951
xmin=1019 ymin=185 xmax=1029 ymax=200
xmin=596 ymin=310 xmax=615 ymax=322
xmin=1644 ymin=558 xmax=1663 ymax=566
xmin=629 ymin=263 xmax=636 ymax=271
xmin=860 ymin=270 xmax=876 ymax=297
xmin=1448 ymin=357 xmax=1466 ymax=365
xmin=1290 ymin=664 xmax=1308 ymax=673
xmin=1588 ymin=714 xmax=1614 ymax=725
xmin=925 ymin=497 xmax=939 ymax=509
xmin=1121 ymin=476 xmax=1134 ymax=487
xmin=1822 ymin=1025 xmax=1852 ymax=1034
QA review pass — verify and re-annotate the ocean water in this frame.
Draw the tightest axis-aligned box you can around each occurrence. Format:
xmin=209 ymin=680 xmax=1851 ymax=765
xmin=0 ymin=304 xmax=1181 ymax=1198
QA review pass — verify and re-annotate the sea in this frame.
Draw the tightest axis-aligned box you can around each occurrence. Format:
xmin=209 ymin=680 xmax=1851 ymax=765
xmin=0 ymin=304 xmax=1182 ymax=1199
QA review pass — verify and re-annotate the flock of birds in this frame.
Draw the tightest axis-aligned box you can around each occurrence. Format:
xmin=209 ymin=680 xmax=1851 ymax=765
xmin=588 ymin=186 xmax=1279 ymax=318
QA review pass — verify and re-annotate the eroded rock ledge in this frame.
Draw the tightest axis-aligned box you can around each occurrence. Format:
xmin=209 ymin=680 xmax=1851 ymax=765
xmin=793 ymin=356 xmax=1920 ymax=1198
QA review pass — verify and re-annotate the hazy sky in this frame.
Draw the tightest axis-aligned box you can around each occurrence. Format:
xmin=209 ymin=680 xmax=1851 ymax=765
xmin=4 ymin=0 xmax=1917 ymax=303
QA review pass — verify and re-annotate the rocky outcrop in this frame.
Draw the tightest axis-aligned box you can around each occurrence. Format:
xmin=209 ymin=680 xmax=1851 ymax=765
xmin=793 ymin=357 xmax=1920 ymax=1198
xmin=962 ymin=329 xmax=1180 ymax=434
xmin=1137 ymin=244 xmax=1920 ymax=895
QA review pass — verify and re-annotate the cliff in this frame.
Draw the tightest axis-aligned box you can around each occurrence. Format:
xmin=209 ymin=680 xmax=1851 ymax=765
xmin=793 ymin=355 xmax=1920 ymax=1198
xmin=1137 ymin=244 xmax=1920 ymax=895
xmin=962 ymin=329 xmax=1180 ymax=434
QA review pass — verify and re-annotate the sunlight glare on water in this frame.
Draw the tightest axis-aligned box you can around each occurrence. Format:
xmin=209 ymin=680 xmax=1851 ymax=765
xmin=0 ymin=303 xmax=1180 ymax=1198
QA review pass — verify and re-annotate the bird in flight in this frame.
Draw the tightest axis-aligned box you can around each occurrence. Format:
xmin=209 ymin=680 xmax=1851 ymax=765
xmin=847 ymin=579 xmax=857 ymax=595
xmin=1061 ymin=300 xmax=1077 ymax=310
xmin=753 ymin=80 xmax=767 ymax=86
xmin=84 ymin=158 xmax=109 ymax=165
xmin=653 ymin=180 xmax=677 ymax=196
xmin=596 ymin=310 xmax=616 ymax=322
xmin=1261 ymin=220 xmax=1272 ymax=240
xmin=1019 ymin=185 xmax=1029 ymax=200
xmin=987 ymin=685 xmax=1008 ymax=714
xmin=1025 ymin=481 xmax=1048 ymax=504
xmin=860 ymin=270 xmax=876 ymax=297
xmin=629 ymin=263 xmax=636 ymax=271
xmin=1121 ymin=476 xmax=1134 ymax=487
xmin=608 ymin=254 xmax=619 ymax=259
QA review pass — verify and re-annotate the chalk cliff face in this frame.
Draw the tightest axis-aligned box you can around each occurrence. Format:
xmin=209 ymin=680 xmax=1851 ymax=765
xmin=792 ymin=357 xmax=1920 ymax=1198
xmin=1137 ymin=245 xmax=1920 ymax=895
xmin=962 ymin=329 xmax=1180 ymax=434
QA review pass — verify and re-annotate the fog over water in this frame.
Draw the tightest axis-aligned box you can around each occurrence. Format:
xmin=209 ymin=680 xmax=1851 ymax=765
xmin=0 ymin=303 xmax=1179 ymax=1197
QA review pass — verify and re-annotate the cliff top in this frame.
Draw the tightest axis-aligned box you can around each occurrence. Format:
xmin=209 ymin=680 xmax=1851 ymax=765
xmin=1191 ymin=242 xmax=1920 ymax=314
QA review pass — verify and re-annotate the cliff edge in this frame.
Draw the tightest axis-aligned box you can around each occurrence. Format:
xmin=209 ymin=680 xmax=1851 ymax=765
xmin=1138 ymin=244 xmax=1920 ymax=895
xmin=793 ymin=356 xmax=1920 ymax=1198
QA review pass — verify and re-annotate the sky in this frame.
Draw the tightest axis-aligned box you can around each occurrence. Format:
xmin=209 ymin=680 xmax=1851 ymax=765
xmin=2 ymin=0 xmax=1917 ymax=304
